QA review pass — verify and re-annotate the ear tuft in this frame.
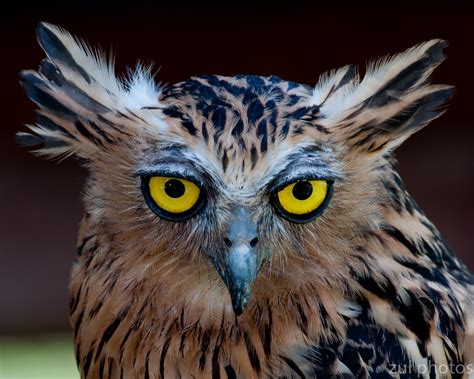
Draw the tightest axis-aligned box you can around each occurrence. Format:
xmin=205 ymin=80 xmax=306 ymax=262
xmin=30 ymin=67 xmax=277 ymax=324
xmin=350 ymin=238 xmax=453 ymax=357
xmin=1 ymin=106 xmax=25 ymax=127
xmin=19 ymin=23 xmax=164 ymax=160
xmin=313 ymin=39 xmax=453 ymax=154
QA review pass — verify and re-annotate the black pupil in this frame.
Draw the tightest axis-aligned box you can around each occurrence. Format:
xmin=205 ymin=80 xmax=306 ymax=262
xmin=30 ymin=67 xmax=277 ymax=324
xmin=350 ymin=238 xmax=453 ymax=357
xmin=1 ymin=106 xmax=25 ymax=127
xmin=292 ymin=181 xmax=313 ymax=200
xmin=164 ymin=179 xmax=186 ymax=198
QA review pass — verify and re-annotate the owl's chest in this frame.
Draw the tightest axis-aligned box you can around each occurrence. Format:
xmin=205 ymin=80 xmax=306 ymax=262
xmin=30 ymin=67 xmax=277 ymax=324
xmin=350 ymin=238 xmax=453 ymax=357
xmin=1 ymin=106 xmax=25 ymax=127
xmin=69 ymin=283 xmax=429 ymax=379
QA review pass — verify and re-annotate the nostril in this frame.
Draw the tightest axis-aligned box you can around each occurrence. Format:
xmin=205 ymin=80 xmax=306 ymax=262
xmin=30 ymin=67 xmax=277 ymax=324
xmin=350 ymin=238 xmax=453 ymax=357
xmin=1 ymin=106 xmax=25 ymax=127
xmin=224 ymin=238 xmax=233 ymax=247
xmin=249 ymin=237 xmax=259 ymax=247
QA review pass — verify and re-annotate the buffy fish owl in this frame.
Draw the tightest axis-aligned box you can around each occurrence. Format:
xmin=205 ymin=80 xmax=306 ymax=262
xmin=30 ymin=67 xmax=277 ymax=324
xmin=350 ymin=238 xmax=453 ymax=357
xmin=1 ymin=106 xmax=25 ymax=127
xmin=18 ymin=23 xmax=474 ymax=378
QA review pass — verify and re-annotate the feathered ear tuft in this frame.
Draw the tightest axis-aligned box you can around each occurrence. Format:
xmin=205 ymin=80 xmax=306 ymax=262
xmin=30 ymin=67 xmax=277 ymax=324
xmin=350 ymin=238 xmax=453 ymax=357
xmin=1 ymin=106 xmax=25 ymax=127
xmin=18 ymin=22 xmax=163 ymax=159
xmin=312 ymin=39 xmax=454 ymax=154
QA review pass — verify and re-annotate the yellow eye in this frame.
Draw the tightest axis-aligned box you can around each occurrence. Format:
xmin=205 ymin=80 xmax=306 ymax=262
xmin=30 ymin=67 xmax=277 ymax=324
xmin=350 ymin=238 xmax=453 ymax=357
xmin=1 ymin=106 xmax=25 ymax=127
xmin=142 ymin=176 xmax=203 ymax=220
xmin=274 ymin=179 xmax=331 ymax=222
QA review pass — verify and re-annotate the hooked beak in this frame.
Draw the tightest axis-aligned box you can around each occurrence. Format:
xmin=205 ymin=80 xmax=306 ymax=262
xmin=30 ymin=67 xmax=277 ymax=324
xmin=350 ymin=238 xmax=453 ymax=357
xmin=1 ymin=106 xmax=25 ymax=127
xmin=213 ymin=206 xmax=262 ymax=315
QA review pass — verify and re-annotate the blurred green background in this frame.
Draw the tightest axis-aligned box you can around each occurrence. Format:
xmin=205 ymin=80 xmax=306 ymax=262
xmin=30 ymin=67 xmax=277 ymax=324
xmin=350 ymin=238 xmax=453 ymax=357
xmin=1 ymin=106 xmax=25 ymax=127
xmin=0 ymin=335 xmax=77 ymax=378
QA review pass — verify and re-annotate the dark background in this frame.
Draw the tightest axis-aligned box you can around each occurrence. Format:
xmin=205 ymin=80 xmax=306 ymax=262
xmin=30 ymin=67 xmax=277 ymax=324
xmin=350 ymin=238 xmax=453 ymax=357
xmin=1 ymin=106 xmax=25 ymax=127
xmin=1 ymin=2 xmax=473 ymax=334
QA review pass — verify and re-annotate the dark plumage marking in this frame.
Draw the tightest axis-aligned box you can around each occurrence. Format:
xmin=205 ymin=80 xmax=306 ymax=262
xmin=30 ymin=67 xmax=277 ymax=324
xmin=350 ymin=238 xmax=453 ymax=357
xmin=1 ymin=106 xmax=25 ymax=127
xmin=144 ymin=351 xmax=151 ymax=379
xmin=107 ymin=358 xmax=115 ymax=379
xmin=179 ymin=329 xmax=189 ymax=357
xmin=159 ymin=337 xmax=171 ymax=378
xmin=247 ymin=99 xmax=264 ymax=124
xmin=257 ymin=119 xmax=268 ymax=153
xmin=162 ymin=106 xmax=184 ymax=119
xmin=351 ymin=268 xmax=397 ymax=300
xmin=296 ymin=302 xmax=308 ymax=336
xmin=231 ymin=119 xmax=244 ymax=137
xmin=213 ymin=135 xmax=222 ymax=150
xmin=158 ymin=105 xmax=184 ymax=120
xmin=75 ymin=342 xmax=81 ymax=367
xmin=15 ymin=133 xmax=50 ymax=148
xmin=382 ymin=225 xmax=420 ymax=257
xmin=37 ymin=22 xmax=92 ymax=84
xmin=268 ymin=75 xmax=281 ymax=84
xmin=89 ymin=121 xmax=114 ymax=144
xmin=118 ymin=324 xmax=136 ymax=362
xmin=429 ymin=287 xmax=461 ymax=340
xmin=353 ymin=87 xmax=454 ymax=151
xmin=280 ymin=121 xmax=290 ymax=138
xmin=243 ymin=332 xmax=261 ymax=373
xmin=75 ymin=120 xmax=103 ymax=146
xmin=312 ymin=123 xmax=329 ymax=134
xmin=199 ymin=329 xmax=210 ymax=370
xmin=365 ymin=41 xmax=447 ymax=108
xmin=264 ymin=99 xmax=276 ymax=112
xmin=392 ymin=290 xmax=433 ymax=343
xmin=98 ymin=357 xmax=105 ymax=379
xmin=140 ymin=106 xmax=161 ymax=110
xmin=200 ymin=74 xmax=221 ymax=88
xmin=220 ymin=80 xmax=246 ymax=98
xmin=70 ymin=284 xmax=82 ymax=314
xmin=367 ymin=140 xmax=389 ymax=153
xmin=221 ymin=149 xmax=229 ymax=172
xmin=285 ymin=106 xmax=320 ymax=123
xmin=181 ymin=119 xmax=197 ymax=136
xmin=38 ymin=60 xmax=111 ymax=114
xmin=382 ymin=102 xmax=422 ymax=132
xmin=20 ymin=72 xmax=76 ymax=119
xmin=94 ymin=315 xmax=123 ymax=360
xmin=224 ymin=365 xmax=236 ymax=379
xmin=250 ymin=145 xmax=258 ymax=169
xmin=382 ymin=178 xmax=404 ymax=212
xmin=83 ymin=348 xmax=94 ymax=378
xmin=394 ymin=256 xmax=450 ymax=286
xmin=286 ymin=94 xmax=301 ymax=106
xmin=74 ymin=309 xmax=85 ymax=338
xmin=268 ymin=109 xmax=278 ymax=142
xmin=96 ymin=114 xmax=131 ymax=136
xmin=201 ymin=122 xmax=209 ymax=142
xmin=287 ymin=81 xmax=300 ymax=91
xmin=261 ymin=305 xmax=272 ymax=356
xmin=162 ymin=106 xmax=197 ymax=136
xmin=245 ymin=75 xmax=266 ymax=90
xmin=126 ymin=109 xmax=147 ymax=124
xmin=302 ymin=346 xmax=339 ymax=378
xmin=343 ymin=312 xmax=415 ymax=378
xmin=36 ymin=113 xmax=75 ymax=139
xmin=292 ymin=125 xmax=306 ymax=136
xmin=256 ymin=119 xmax=267 ymax=139
xmin=403 ymin=195 xmax=417 ymax=215
xmin=340 ymin=346 xmax=372 ymax=378
xmin=280 ymin=355 xmax=305 ymax=378
xmin=183 ymin=79 xmax=218 ymax=101
xmin=115 ymin=110 xmax=135 ymax=121
xmin=211 ymin=345 xmax=221 ymax=379
xmin=335 ymin=65 xmax=357 ymax=92
xmin=212 ymin=107 xmax=227 ymax=132
xmin=89 ymin=300 xmax=103 ymax=318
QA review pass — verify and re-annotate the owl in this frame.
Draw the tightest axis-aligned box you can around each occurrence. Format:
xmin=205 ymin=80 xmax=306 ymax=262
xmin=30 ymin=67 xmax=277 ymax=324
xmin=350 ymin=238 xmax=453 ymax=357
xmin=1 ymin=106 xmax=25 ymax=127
xmin=19 ymin=23 xmax=474 ymax=379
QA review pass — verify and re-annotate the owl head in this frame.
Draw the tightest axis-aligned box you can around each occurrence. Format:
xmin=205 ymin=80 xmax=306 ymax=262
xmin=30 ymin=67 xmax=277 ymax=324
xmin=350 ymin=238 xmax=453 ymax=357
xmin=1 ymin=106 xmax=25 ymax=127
xmin=19 ymin=23 xmax=453 ymax=315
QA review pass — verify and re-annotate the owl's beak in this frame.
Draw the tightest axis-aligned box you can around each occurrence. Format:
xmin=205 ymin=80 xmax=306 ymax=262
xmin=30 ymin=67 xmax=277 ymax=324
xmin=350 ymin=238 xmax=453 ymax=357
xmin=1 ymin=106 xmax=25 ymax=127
xmin=214 ymin=206 xmax=261 ymax=316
